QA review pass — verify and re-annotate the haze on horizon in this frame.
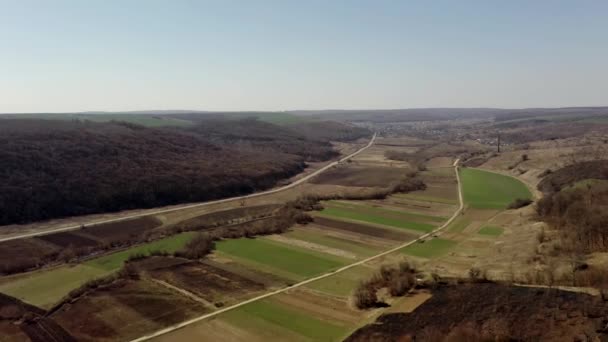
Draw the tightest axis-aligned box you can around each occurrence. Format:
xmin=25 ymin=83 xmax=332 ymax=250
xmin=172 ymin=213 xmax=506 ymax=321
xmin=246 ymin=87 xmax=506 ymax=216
xmin=1 ymin=0 xmax=607 ymax=113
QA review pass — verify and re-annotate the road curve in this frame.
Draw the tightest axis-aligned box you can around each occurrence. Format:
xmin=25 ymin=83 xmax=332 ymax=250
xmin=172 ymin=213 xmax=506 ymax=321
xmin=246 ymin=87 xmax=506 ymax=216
xmin=130 ymin=158 xmax=464 ymax=342
xmin=0 ymin=133 xmax=377 ymax=243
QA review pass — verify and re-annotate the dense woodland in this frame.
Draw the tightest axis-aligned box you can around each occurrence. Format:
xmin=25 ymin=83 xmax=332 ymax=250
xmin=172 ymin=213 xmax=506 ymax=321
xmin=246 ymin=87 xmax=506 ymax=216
xmin=0 ymin=118 xmax=369 ymax=225
xmin=537 ymin=161 xmax=608 ymax=253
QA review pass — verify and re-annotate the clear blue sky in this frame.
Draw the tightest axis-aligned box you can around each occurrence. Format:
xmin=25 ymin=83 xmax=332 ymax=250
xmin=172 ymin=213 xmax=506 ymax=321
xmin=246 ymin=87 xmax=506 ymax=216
xmin=1 ymin=0 xmax=607 ymax=112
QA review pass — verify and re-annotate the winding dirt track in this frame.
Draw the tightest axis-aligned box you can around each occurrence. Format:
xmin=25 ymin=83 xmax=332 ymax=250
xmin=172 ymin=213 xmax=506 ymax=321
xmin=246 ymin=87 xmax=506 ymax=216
xmin=130 ymin=158 xmax=464 ymax=342
xmin=0 ymin=134 xmax=377 ymax=243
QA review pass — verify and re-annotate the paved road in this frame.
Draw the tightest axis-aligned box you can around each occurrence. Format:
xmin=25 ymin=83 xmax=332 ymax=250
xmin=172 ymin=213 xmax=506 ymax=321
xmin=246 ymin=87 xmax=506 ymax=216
xmin=130 ymin=158 xmax=464 ymax=342
xmin=0 ymin=133 xmax=377 ymax=243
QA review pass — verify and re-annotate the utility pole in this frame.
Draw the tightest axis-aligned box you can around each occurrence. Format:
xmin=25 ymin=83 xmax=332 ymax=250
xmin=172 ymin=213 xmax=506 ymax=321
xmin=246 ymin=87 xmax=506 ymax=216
xmin=497 ymin=132 xmax=501 ymax=153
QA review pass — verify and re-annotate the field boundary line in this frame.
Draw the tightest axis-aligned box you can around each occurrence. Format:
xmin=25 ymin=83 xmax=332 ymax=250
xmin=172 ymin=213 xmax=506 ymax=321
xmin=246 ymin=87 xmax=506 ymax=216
xmin=0 ymin=134 xmax=376 ymax=243
xmin=130 ymin=158 xmax=464 ymax=342
xmin=149 ymin=278 xmax=217 ymax=310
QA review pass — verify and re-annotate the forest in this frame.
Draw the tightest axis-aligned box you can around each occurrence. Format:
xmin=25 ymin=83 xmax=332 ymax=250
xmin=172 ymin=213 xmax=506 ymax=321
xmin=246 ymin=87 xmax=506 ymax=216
xmin=0 ymin=118 xmax=370 ymax=225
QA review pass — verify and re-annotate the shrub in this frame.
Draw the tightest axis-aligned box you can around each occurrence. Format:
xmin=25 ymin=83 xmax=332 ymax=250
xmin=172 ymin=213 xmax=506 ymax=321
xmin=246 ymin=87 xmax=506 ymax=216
xmin=177 ymin=233 xmax=214 ymax=259
xmin=353 ymin=282 xmax=378 ymax=309
xmin=468 ymin=267 xmax=482 ymax=282
xmin=507 ymin=198 xmax=532 ymax=209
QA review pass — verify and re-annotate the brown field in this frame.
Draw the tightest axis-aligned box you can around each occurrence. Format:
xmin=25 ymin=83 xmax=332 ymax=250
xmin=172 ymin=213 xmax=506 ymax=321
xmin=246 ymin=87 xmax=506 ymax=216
xmin=173 ymin=204 xmax=280 ymax=231
xmin=346 ymin=283 xmax=608 ymax=341
xmin=21 ymin=318 xmax=76 ymax=342
xmin=145 ymin=259 xmax=266 ymax=306
xmin=0 ymin=321 xmax=30 ymax=342
xmin=51 ymin=278 xmax=208 ymax=342
xmin=378 ymin=197 xmax=457 ymax=217
xmin=0 ymin=292 xmax=74 ymax=342
xmin=0 ymin=239 xmax=60 ymax=274
xmin=82 ymin=216 xmax=163 ymax=243
xmin=312 ymin=216 xmax=417 ymax=242
xmin=310 ymin=165 xmax=408 ymax=187
xmin=201 ymin=259 xmax=291 ymax=288
xmin=37 ymin=231 xmax=101 ymax=248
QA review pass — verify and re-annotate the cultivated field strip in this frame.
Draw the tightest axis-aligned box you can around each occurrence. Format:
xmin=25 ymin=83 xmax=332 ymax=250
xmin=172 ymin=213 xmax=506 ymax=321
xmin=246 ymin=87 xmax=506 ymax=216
xmin=131 ymin=159 xmax=464 ymax=342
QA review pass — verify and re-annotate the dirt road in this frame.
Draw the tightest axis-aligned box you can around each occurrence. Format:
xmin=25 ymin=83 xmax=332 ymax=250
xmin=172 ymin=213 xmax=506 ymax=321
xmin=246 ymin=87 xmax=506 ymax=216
xmin=0 ymin=133 xmax=376 ymax=243
xmin=130 ymin=158 xmax=464 ymax=342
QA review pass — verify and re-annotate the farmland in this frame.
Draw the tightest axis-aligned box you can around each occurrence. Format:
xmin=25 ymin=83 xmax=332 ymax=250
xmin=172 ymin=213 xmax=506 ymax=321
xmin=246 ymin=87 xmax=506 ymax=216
xmin=401 ymin=238 xmax=457 ymax=258
xmin=215 ymin=238 xmax=349 ymax=280
xmin=2 ymin=118 xmax=598 ymax=342
xmin=459 ymin=168 xmax=532 ymax=209
xmin=0 ymin=232 xmax=196 ymax=308
xmin=146 ymin=139 xmax=462 ymax=341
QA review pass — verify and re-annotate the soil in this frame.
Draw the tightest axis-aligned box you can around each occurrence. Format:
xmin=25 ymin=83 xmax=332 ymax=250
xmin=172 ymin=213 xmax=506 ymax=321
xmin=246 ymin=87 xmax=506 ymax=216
xmin=0 ymin=292 xmax=76 ymax=342
xmin=51 ymin=278 xmax=208 ymax=341
xmin=312 ymin=217 xmax=417 ymax=242
xmin=346 ymin=283 xmax=608 ymax=342
xmin=0 ymin=239 xmax=59 ymax=275
xmin=310 ymin=165 xmax=408 ymax=187
xmin=146 ymin=260 xmax=266 ymax=305
xmin=37 ymin=232 xmax=100 ymax=248
xmin=82 ymin=216 xmax=162 ymax=243
xmin=173 ymin=204 xmax=280 ymax=231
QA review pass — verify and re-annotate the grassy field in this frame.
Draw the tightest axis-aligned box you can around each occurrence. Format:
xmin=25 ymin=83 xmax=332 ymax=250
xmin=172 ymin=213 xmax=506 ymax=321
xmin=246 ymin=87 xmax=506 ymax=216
xmin=478 ymin=226 xmax=504 ymax=236
xmin=224 ymin=299 xmax=347 ymax=341
xmin=318 ymin=206 xmax=435 ymax=233
xmin=86 ymin=232 xmax=196 ymax=271
xmin=306 ymin=265 xmax=376 ymax=297
xmin=459 ymin=168 xmax=532 ymax=209
xmin=447 ymin=216 xmax=472 ymax=233
xmin=0 ymin=265 xmax=111 ymax=308
xmin=215 ymin=238 xmax=348 ymax=279
xmin=401 ymin=238 xmax=457 ymax=258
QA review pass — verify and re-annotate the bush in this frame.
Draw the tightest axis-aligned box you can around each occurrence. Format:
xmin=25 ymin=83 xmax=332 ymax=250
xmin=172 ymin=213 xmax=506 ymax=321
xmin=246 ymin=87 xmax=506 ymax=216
xmin=468 ymin=267 xmax=482 ymax=282
xmin=353 ymin=261 xmax=417 ymax=309
xmin=177 ymin=233 xmax=214 ymax=259
xmin=353 ymin=282 xmax=378 ymax=309
xmin=507 ymin=198 xmax=533 ymax=209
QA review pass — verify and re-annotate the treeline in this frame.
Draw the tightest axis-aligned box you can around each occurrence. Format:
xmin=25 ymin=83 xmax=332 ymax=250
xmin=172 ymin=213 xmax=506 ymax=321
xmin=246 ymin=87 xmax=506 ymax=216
xmin=538 ymin=160 xmax=608 ymax=193
xmin=0 ymin=118 xmax=367 ymax=225
xmin=537 ymin=182 xmax=608 ymax=253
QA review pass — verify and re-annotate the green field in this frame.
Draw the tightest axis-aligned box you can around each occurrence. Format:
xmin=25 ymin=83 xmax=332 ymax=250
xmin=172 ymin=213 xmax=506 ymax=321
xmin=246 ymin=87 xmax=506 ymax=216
xmin=86 ymin=232 xmax=196 ymax=271
xmin=478 ymin=226 xmax=504 ymax=236
xmin=459 ymin=168 xmax=532 ymax=209
xmin=225 ymin=299 xmax=347 ymax=341
xmin=216 ymin=238 xmax=348 ymax=279
xmin=329 ymin=201 xmax=446 ymax=223
xmin=283 ymin=230 xmax=380 ymax=258
xmin=306 ymin=265 xmax=376 ymax=297
xmin=401 ymin=238 xmax=457 ymax=258
xmin=0 ymin=265 xmax=111 ymax=308
xmin=447 ymin=216 xmax=472 ymax=233
xmin=318 ymin=206 xmax=435 ymax=233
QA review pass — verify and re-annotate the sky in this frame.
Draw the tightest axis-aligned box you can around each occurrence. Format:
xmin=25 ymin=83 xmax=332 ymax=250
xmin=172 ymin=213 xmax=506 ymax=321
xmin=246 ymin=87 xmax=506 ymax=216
xmin=1 ymin=0 xmax=607 ymax=112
